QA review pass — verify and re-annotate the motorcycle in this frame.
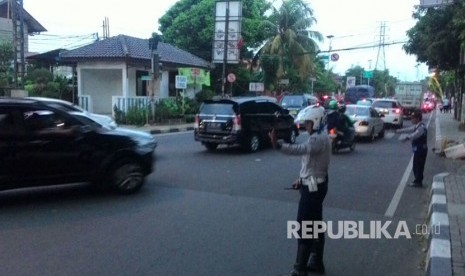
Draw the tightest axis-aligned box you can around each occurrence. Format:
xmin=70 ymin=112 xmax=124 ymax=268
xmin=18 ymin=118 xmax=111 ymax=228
xmin=328 ymin=128 xmax=355 ymax=153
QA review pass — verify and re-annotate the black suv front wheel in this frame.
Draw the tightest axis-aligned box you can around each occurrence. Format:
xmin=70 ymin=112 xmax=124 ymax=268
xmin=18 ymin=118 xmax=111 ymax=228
xmin=110 ymin=160 xmax=145 ymax=194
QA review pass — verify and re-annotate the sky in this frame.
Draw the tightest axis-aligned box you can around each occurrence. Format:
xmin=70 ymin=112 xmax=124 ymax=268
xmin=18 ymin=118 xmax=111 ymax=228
xmin=24 ymin=0 xmax=429 ymax=82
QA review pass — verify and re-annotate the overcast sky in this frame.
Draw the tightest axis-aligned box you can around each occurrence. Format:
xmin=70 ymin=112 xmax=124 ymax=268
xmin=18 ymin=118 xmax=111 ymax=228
xmin=24 ymin=0 xmax=428 ymax=82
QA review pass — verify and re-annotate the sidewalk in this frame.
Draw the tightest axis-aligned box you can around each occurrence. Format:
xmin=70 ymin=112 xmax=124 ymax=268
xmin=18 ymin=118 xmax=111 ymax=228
xmin=428 ymin=110 xmax=465 ymax=276
xmin=119 ymin=122 xmax=194 ymax=134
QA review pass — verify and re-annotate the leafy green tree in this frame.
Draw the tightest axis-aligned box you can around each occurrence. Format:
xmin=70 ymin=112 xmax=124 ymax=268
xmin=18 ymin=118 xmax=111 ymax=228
xmin=343 ymin=66 xmax=397 ymax=98
xmin=0 ymin=41 xmax=14 ymax=95
xmin=24 ymin=68 xmax=71 ymax=99
xmin=313 ymin=60 xmax=340 ymax=94
xmin=404 ymin=5 xmax=461 ymax=71
xmin=256 ymin=0 xmax=323 ymax=91
xmin=158 ymin=0 xmax=271 ymax=94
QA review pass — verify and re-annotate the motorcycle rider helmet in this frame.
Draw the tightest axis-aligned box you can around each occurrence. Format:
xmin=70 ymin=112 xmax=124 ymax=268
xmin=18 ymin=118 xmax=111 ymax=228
xmin=328 ymin=100 xmax=338 ymax=110
xmin=295 ymin=105 xmax=326 ymax=131
xmin=338 ymin=104 xmax=346 ymax=113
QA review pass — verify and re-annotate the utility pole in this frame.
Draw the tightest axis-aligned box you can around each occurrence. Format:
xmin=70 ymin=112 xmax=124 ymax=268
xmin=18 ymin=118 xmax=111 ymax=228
xmin=221 ymin=0 xmax=230 ymax=97
xmin=10 ymin=0 xmax=25 ymax=89
xmin=375 ymin=21 xmax=387 ymax=71
xmin=149 ymin=35 xmax=161 ymax=124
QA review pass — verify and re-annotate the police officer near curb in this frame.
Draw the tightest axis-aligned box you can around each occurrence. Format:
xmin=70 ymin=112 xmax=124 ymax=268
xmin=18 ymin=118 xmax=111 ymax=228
xmin=269 ymin=105 xmax=331 ymax=275
xmin=396 ymin=110 xmax=428 ymax=187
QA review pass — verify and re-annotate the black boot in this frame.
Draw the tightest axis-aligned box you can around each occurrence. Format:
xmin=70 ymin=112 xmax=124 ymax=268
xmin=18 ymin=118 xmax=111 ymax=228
xmin=307 ymin=236 xmax=325 ymax=274
xmin=288 ymin=244 xmax=311 ymax=276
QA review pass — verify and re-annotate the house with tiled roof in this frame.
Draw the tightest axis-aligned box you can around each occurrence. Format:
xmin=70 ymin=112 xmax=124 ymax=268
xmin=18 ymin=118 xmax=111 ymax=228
xmin=0 ymin=0 xmax=47 ymax=44
xmin=55 ymin=34 xmax=213 ymax=114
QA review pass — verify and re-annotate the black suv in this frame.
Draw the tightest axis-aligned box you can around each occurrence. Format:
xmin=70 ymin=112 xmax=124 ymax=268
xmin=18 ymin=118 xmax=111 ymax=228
xmin=194 ymin=96 xmax=298 ymax=152
xmin=0 ymin=98 xmax=157 ymax=194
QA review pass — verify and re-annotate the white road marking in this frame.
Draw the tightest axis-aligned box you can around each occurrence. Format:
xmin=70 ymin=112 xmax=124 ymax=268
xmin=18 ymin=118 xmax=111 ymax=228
xmin=384 ymin=157 xmax=412 ymax=217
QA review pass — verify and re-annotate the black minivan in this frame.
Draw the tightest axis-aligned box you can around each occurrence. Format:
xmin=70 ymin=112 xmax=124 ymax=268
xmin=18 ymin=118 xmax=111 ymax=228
xmin=0 ymin=98 xmax=157 ymax=194
xmin=194 ymin=96 xmax=298 ymax=152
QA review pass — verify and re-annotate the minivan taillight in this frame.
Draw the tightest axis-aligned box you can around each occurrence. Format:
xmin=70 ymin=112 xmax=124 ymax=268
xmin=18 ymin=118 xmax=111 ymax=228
xmin=194 ymin=114 xmax=199 ymax=128
xmin=233 ymin=115 xmax=241 ymax=131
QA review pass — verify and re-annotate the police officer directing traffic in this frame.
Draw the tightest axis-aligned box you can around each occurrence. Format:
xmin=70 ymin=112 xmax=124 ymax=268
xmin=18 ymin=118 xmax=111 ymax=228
xmin=268 ymin=105 xmax=331 ymax=275
xmin=396 ymin=110 xmax=428 ymax=187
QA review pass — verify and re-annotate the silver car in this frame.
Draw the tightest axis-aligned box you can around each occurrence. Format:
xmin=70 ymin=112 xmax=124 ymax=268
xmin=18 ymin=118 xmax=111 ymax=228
xmin=27 ymin=97 xmax=117 ymax=129
xmin=345 ymin=104 xmax=385 ymax=141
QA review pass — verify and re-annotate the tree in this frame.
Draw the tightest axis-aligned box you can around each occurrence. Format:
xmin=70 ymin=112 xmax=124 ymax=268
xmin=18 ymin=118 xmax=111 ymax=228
xmin=0 ymin=41 xmax=14 ymax=95
xmin=24 ymin=68 xmax=71 ymax=99
xmin=404 ymin=5 xmax=461 ymax=71
xmin=343 ymin=66 xmax=397 ymax=98
xmin=158 ymin=0 xmax=271 ymax=94
xmin=255 ymin=0 xmax=323 ymax=91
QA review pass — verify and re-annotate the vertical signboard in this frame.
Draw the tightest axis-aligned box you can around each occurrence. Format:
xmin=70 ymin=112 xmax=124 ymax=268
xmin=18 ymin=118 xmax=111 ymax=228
xmin=346 ymin=76 xmax=356 ymax=89
xmin=213 ymin=1 xmax=242 ymax=64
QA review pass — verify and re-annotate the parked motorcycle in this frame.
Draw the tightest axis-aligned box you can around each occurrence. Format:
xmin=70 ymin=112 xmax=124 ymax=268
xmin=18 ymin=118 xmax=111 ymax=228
xmin=328 ymin=128 xmax=355 ymax=153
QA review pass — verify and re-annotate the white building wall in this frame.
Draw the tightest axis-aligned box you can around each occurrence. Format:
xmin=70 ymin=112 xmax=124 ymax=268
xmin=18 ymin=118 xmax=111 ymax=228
xmin=78 ymin=62 xmax=126 ymax=114
xmin=158 ymin=71 xmax=169 ymax=98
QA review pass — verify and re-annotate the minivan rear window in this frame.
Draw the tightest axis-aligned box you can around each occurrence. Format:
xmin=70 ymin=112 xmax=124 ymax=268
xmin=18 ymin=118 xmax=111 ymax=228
xmin=373 ymin=101 xmax=396 ymax=108
xmin=200 ymin=103 xmax=235 ymax=115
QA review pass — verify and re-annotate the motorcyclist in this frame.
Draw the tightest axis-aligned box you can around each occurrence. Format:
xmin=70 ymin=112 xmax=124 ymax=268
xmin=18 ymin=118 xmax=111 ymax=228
xmin=337 ymin=104 xmax=355 ymax=142
xmin=326 ymin=100 xmax=353 ymax=142
xmin=326 ymin=100 xmax=340 ymax=133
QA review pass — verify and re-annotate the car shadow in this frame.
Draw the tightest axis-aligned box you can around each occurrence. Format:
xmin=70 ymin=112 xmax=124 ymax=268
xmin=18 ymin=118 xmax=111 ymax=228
xmin=0 ymin=182 xmax=145 ymax=209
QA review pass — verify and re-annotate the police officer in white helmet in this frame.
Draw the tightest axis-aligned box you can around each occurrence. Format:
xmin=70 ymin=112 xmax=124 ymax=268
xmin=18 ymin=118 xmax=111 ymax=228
xmin=269 ymin=105 xmax=331 ymax=275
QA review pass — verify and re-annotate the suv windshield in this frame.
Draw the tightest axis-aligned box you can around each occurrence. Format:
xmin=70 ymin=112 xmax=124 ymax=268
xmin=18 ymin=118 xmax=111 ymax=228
xmin=200 ymin=103 xmax=235 ymax=115
xmin=373 ymin=101 xmax=397 ymax=108
xmin=280 ymin=96 xmax=304 ymax=107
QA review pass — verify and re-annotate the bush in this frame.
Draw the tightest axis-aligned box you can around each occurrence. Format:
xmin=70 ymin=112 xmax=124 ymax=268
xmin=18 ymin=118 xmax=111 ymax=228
xmin=114 ymin=96 xmax=203 ymax=125
xmin=195 ymin=89 xmax=216 ymax=103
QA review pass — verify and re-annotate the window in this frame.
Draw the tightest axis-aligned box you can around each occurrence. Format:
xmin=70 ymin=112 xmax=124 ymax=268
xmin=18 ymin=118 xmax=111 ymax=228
xmin=200 ymin=103 xmax=235 ymax=115
xmin=136 ymin=70 xmax=149 ymax=96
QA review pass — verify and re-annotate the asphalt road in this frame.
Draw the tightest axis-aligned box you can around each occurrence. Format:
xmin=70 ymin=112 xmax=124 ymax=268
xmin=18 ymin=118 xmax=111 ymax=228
xmin=0 ymin=112 xmax=444 ymax=276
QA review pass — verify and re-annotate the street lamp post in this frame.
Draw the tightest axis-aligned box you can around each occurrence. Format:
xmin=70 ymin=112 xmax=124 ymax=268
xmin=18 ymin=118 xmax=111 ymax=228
xmin=326 ymin=35 xmax=334 ymax=70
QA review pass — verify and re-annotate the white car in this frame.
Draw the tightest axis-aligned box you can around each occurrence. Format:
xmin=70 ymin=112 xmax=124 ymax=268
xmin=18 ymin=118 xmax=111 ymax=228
xmin=27 ymin=97 xmax=117 ymax=129
xmin=372 ymin=99 xmax=404 ymax=128
xmin=345 ymin=104 xmax=385 ymax=141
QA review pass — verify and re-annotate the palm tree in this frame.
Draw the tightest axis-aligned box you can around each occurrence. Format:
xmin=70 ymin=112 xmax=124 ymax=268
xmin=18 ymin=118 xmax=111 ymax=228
xmin=256 ymin=0 xmax=323 ymax=91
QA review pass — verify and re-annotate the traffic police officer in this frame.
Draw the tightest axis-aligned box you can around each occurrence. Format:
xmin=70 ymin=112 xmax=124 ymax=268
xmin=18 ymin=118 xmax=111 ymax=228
xmin=269 ymin=105 xmax=331 ymax=275
xmin=397 ymin=110 xmax=428 ymax=187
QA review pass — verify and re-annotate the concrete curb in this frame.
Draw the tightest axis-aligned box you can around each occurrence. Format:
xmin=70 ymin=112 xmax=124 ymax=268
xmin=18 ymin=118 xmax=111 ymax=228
xmin=426 ymin=172 xmax=452 ymax=276
xmin=149 ymin=126 xmax=195 ymax=134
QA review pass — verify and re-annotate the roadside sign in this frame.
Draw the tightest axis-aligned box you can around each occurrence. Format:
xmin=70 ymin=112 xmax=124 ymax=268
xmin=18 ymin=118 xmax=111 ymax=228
xmin=191 ymin=68 xmax=200 ymax=77
xmin=331 ymin=53 xmax=339 ymax=61
xmin=227 ymin=73 xmax=236 ymax=83
xmin=249 ymin=82 xmax=264 ymax=92
xmin=363 ymin=71 xmax=373 ymax=79
xmin=175 ymin=75 xmax=188 ymax=89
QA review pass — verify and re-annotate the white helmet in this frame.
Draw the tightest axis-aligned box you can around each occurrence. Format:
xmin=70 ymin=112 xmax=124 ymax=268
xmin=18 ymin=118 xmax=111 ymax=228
xmin=295 ymin=105 xmax=326 ymax=130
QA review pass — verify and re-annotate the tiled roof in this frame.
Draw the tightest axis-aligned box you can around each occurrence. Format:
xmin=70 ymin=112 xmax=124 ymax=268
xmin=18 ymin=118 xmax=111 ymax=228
xmin=0 ymin=0 xmax=47 ymax=33
xmin=59 ymin=34 xmax=213 ymax=69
